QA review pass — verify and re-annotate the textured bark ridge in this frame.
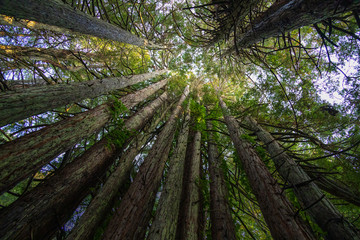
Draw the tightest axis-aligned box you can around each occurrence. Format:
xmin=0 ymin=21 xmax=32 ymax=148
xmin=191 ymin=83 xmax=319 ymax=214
xmin=0 ymin=92 xmax=169 ymax=240
xmin=207 ymin=121 xmax=237 ymax=240
xmin=147 ymin=103 xmax=190 ymax=240
xmin=102 ymin=86 xmax=189 ymax=240
xmin=0 ymin=79 xmax=168 ymax=195
xmin=229 ymin=0 xmax=360 ymax=50
xmin=246 ymin=116 xmax=360 ymax=240
xmin=219 ymin=97 xmax=315 ymax=240
xmin=177 ymin=127 xmax=202 ymax=240
xmin=0 ymin=69 xmax=167 ymax=126
xmin=0 ymin=0 xmax=162 ymax=48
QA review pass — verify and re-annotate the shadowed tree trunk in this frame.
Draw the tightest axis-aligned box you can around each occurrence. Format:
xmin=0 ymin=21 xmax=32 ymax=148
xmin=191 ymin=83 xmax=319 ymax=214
xmin=228 ymin=0 xmax=360 ymax=50
xmin=219 ymin=96 xmax=315 ymax=240
xmin=304 ymin=167 xmax=360 ymax=207
xmin=0 ymin=79 xmax=168 ymax=195
xmin=66 ymin=101 xmax=172 ymax=240
xmin=0 ymin=0 xmax=162 ymax=48
xmin=102 ymin=86 xmax=189 ymax=240
xmin=0 ymin=69 xmax=167 ymax=126
xmin=246 ymin=116 xmax=360 ymax=239
xmin=177 ymin=127 xmax=202 ymax=240
xmin=147 ymin=103 xmax=190 ymax=240
xmin=207 ymin=120 xmax=236 ymax=240
xmin=0 ymin=91 xmax=170 ymax=240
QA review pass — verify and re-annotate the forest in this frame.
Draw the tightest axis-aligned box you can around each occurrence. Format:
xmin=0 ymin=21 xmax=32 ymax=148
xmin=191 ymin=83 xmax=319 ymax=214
xmin=0 ymin=0 xmax=360 ymax=239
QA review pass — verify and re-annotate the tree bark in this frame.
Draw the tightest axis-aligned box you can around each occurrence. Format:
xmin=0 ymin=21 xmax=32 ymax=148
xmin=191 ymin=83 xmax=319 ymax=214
xmin=0 ymin=79 xmax=168 ymax=195
xmin=0 ymin=0 xmax=162 ymax=48
xmin=246 ymin=116 xmax=360 ymax=240
xmin=229 ymin=0 xmax=360 ymax=50
xmin=102 ymin=86 xmax=189 ymax=240
xmin=66 ymin=99 xmax=171 ymax=240
xmin=147 ymin=103 xmax=190 ymax=240
xmin=0 ymin=91 xmax=169 ymax=240
xmin=177 ymin=127 xmax=202 ymax=240
xmin=207 ymin=120 xmax=236 ymax=240
xmin=0 ymin=69 xmax=167 ymax=126
xmin=219 ymin=96 xmax=315 ymax=240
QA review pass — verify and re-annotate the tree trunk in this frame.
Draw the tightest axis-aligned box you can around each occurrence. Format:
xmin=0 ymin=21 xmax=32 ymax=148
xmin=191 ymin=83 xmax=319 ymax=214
xmin=0 ymin=69 xmax=167 ymax=126
xmin=0 ymin=79 xmax=168 ymax=195
xmin=218 ymin=96 xmax=315 ymax=240
xmin=0 ymin=91 xmax=169 ymax=240
xmin=147 ymin=103 xmax=190 ymax=240
xmin=0 ymin=0 xmax=162 ymax=48
xmin=102 ymin=86 xmax=189 ymax=240
xmin=230 ymin=0 xmax=360 ymax=49
xmin=66 ymin=100 xmax=171 ymax=240
xmin=246 ymin=116 xmax=360 ymax=240
xmin=207 ymin=120 xmax=236 ymax=240
xmin=177 ymin=127 xmax=202 ymax=240
xmin=304 ymin=168 xmax=360 ymax=207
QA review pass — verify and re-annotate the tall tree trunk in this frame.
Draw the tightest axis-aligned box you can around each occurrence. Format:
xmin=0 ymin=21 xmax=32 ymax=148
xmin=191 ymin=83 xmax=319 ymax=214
xmin=0 ymin=79 xmax=168 ymax=195
xmin=229 ymin=0 xmax=360 ymax=50
xmin=147 ymin=103 xmax=190 ymax=240
xmin=102 ymin=86 xmax=189 ymax=240
xmin=66 ymin=101 xmax=172 ymax=240
xmin=207 ymin=120 xmax=236 ymax=240
xmin=0 ymin=0 xmax=162 ymax=48
xmin=218 ymin=96 xmax=315 ymax=240
xmin=246 ymin=116 xmax=360 ymax=239
xmin=177 ymin=127 xmax=202 ymax=240
xmin=304 ymin=167 xmax=360 ymax=207
xmin=0 ymin=69 xmax=167 ymax=126
xmin=0 ymin=91 xmax=169 ymax=240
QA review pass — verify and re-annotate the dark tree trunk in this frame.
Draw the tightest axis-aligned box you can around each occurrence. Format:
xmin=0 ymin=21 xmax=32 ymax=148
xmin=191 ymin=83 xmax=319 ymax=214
xmin=219 ymin=97 xmax=315 ymax=240
xmin=102 ymin=86 xmax=189 ymax=240
xmin=0 ymin=0 xmax=162 ymax=48
xmin=0 ymin=91 xmax=169 ymax=240
xmin=229 ymin=0 xmax=360 ymax=50
xmin=207 ymin=120 xmax=236 ymax=240
xmin=0 ymin=69 xmax=167 ymax=126
xmin=0 ymin=80 xmax=168 ymax=195
xmin=246 ymin=116 xmax=360 ymax=240
xmin=147 ymin=103 xmax=190 ymax=240
xmin=66 ymin=99 xmax=171 ymax=240
xmin=177 ymin=127 xmax=202 ymax=240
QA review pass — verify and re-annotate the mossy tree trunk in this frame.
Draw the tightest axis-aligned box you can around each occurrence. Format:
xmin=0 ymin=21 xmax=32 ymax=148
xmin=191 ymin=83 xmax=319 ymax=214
xmin=219 ymin=96 xmax=315 ymax=240
xmin=147 ymin=103 xmax=190 ymax=240
xmin=102 ymin=86 xmax=189 ymax=240
xmin=0 ymin=69 xmax=167 ymax=126
xmin=0 ymin=91 xmax=170 ymax=240
xmin=0 ymin=78 xmax=168 ymax=194
xmin=246 ymin=116 xmax=360 ymax=240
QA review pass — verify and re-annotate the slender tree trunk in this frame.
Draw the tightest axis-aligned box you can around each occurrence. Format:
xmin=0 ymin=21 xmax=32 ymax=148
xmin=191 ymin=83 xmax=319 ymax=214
xmin=218 ymin=96 xmax=315 ymax=240
xmin=66 ymin=101 xmax=172 ymax=240
xmin=0 ymin=69 xmax=167 ymax=126
xmin=102 ymin=86 xmax=189 ymax=240
xmin=303 ymin=162 xmax=360 ymax=207
xmin=229 ymin=0 xmax=360 ymax=50
xmin=0 ymin=91 xmax=169 ymax=240
xmin=177 ymin=127 xmax=202 ymax=240
xmin=0 ymin=79 xmax=168 ymax=195
xmin=147 ymin=103 xmax=190 ymax=240
xmin=246 ymin=116 xmax=360 ymax=239
xmin=207 ymin=120 xmax=236 ymax=240
xmin=0 ymin=0 xmax=162 ymax=48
